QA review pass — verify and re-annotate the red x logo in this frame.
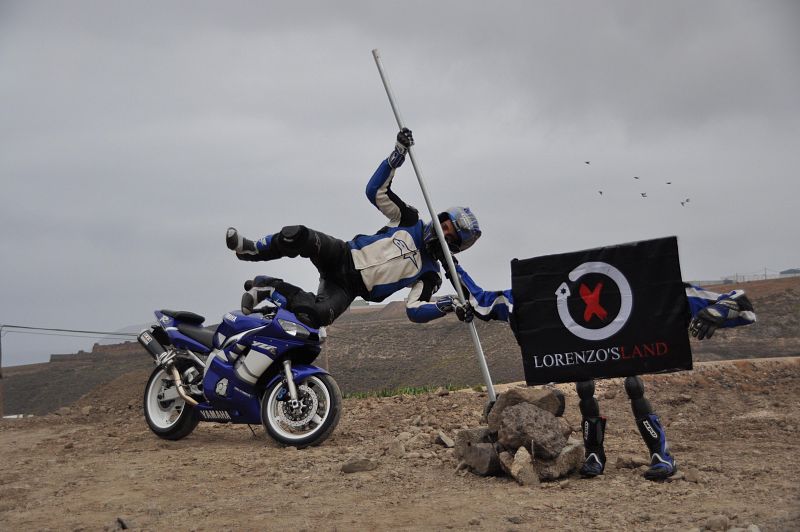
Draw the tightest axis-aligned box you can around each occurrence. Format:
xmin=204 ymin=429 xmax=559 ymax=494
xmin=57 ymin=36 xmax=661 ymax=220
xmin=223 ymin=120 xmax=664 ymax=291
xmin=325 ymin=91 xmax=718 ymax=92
xmin=579 ymin=282 xmax=608 ymax=322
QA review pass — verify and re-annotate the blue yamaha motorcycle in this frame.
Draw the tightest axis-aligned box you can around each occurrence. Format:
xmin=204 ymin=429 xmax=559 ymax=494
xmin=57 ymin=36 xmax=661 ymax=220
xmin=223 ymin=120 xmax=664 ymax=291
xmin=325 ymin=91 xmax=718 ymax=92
xmin=137 ymin=295 xmax=341 ymax=448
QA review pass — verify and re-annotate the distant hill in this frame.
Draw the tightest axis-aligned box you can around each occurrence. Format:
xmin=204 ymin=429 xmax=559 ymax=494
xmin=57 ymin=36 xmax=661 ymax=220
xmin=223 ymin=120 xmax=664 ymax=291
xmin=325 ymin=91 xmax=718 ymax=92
xmin=688 ymin=277 xmax=800 ymax=361
xmin=3 ymin=277 xmax=798 ymax=416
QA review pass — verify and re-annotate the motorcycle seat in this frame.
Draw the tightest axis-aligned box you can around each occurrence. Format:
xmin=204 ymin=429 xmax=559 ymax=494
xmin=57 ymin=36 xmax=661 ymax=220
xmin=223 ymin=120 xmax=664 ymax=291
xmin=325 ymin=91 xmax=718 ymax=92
xmin=160 ymin=309 xmax=205 ymax=325
xmin=177 ymin=323 xmax=217 ymax=349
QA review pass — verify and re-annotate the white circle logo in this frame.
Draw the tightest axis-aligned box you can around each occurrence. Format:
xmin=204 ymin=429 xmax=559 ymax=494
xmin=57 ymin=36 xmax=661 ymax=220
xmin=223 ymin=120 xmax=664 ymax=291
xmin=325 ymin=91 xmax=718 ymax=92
xmin=555 ymin=261 xmax=633 ymax=341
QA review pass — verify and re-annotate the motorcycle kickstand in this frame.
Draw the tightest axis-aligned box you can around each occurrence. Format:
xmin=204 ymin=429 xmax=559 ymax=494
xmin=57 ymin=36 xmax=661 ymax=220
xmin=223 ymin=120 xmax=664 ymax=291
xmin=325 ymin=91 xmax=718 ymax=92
xmin=282 ymin=359 xmax=301 ymax=409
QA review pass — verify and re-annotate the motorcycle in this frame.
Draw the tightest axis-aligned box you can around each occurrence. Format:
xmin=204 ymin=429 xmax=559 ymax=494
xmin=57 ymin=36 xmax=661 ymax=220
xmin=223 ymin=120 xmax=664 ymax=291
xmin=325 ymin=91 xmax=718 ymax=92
xmin=136 ymin=292 xmax=342 ymax=448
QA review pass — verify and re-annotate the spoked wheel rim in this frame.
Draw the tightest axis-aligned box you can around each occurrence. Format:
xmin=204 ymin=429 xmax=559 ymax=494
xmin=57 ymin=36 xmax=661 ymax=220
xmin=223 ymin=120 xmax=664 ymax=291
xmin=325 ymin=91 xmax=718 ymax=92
xmin=145 ymin=368 xmax=187 ymax=430
xmin=265 ymin=375 xmax=332 ymax=442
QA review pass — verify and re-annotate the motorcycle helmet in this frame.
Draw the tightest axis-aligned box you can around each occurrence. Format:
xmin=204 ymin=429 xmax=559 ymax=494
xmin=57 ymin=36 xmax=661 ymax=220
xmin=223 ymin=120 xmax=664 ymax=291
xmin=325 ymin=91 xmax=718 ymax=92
xmin=426 ymin=206 xmax=481 ymax=254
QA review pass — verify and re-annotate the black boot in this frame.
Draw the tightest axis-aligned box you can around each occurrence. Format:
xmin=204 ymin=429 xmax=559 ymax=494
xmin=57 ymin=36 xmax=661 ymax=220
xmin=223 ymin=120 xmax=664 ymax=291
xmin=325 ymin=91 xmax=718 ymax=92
xmin=579 ymin=416 xmax=606 ymax=477
xmin=635 ymin=414 xmax=677 ymax=480
xmin=226 ymin=227 xmax=275 ymax=261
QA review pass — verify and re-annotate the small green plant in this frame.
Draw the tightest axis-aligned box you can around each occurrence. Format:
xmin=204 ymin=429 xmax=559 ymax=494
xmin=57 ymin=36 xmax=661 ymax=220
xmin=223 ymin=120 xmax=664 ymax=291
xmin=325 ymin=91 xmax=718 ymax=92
xmin=344 ymin=383 xmax=471 ymax=399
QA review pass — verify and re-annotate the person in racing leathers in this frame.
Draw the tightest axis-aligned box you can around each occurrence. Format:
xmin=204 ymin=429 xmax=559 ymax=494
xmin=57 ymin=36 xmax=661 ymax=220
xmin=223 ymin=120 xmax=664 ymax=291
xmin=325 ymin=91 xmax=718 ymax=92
xmin=407 ymin=266 xmax=756 ymax=480
xmin=226 ymin=128 xmax=480 ymax=329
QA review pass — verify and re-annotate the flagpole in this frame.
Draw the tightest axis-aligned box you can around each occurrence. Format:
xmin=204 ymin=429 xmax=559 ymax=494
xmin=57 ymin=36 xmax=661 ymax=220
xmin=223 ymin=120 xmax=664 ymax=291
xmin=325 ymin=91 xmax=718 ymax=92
xmin=371 ymin=49 xmax=496 ymax=403
xmin=0 ymin=325 xmax=4 ymax=417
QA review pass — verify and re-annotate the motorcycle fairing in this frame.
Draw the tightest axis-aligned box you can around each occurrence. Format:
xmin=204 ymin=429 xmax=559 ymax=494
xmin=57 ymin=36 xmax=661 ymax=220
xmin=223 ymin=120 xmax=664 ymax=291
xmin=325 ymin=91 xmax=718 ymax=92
xmin=200 ymin=354 xmax=262 ymax=424
xmin=214 ymin=311 xmax=271 ymax=349
xmin=264 ymin=364 xmax=331 ymax=391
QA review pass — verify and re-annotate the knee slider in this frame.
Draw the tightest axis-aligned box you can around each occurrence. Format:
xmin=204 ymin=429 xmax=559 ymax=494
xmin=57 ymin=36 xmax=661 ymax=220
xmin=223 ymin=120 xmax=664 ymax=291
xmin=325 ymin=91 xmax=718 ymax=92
xmin=624 ymin=376 xmax=645 ymax=400
xmin=291 ymin=304 xmax=323 ymax=329
xmin=277 ymin=225 xmax=309 ymax=254
xmin=625 ymin=376 xmax=653 ymax=418
xmin=577 ymin=380 xmax=596 ymax=399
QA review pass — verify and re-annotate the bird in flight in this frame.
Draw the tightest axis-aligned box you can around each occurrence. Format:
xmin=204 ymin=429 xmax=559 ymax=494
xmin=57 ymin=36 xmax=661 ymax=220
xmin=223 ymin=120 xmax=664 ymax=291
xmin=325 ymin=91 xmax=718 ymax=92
xmin=598 ymin=190 xmax=603 ymax=195
xmin=585 ymin=161 xmax=591 ymax=165
xmin=666 ymin=181 xmax=672 ymax=185
xmin=633 ymin=176 xmax=640 ymax=179
xmin=641 ymin=193 xmax=647 ymax=198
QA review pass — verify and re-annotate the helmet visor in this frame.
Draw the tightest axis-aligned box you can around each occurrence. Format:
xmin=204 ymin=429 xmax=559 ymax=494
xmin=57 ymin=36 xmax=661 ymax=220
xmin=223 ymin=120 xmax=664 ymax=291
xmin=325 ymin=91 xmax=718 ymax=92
xmin=446 ymin=207 xmax=481 ymax=253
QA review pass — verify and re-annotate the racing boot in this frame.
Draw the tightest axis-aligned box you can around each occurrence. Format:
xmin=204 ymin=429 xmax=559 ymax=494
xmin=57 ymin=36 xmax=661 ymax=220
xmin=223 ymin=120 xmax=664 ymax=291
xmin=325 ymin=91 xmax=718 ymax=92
xmin=285 ymin=290 xmax=322 ymax=329
xmin=579 ymin=416 xmax=606 ymax=477
xmin=635 ymin=413 xmax=677 ymax=480
xmin=226 ymin=227 xmax=275 ymax=262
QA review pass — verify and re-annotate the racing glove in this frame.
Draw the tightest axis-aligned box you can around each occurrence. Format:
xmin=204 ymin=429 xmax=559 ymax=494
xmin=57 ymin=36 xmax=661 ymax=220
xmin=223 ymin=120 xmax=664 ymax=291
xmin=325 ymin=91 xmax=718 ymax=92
xmin=435 ymin=295 xmax=474 ymax=323
xmin=689 ymin=292 xmax=752 ymax=340
xmin=388 ymin=127 xmax=414 ymax=168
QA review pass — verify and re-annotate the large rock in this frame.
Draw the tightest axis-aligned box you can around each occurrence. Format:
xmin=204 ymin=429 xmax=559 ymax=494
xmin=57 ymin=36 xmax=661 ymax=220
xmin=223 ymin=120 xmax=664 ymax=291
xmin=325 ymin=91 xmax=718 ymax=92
xmin=454 ymin=428 xmax=492 ymax=462
xmin=487 ymin=388 xmax=565 ymax=432
xmin=556 ymin=417 xmax=574 ymax=438
xmin=462 ymin=442 xmax=501 ymax=476
xmin=533 ymin=437 xmax=584 ymax=480
xmin=510 ymin=447 xmax=539 ymax=486
xmin=498 ymin=451 xmax=515 ymax=476
xmin=496 ymin=403 xmax=567 ymax=459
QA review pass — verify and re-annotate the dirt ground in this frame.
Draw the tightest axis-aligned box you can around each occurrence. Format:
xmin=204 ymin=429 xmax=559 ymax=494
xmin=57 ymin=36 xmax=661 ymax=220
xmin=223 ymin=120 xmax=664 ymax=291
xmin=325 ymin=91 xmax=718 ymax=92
xmin=1 ymin=357 xmax=798 ymax=531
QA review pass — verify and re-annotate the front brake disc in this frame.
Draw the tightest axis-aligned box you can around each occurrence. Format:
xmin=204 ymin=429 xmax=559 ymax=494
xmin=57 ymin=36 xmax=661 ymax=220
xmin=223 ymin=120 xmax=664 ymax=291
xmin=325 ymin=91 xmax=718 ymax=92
xmin=277 ymin=384 xmax=319 ymax=428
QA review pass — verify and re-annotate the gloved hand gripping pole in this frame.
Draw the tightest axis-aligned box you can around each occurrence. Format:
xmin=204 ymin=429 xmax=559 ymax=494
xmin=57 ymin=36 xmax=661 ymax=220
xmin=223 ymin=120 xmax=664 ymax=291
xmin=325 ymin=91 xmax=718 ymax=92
xmin=371 ymin=49 xmax=496 ymax=402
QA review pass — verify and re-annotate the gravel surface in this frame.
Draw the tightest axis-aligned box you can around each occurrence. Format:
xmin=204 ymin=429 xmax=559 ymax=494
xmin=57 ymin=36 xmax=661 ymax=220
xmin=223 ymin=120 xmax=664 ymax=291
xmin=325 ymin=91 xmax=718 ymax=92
xmin=1 ymin=357 xmax=798 ymax=531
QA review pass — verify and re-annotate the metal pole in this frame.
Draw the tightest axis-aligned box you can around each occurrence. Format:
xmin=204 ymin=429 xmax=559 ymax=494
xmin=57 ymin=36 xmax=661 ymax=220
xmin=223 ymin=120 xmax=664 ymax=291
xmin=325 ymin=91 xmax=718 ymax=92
xmin=371 ymin=49 xmax=496 ymax=402
xmin=0 ymin=325 xmax=5 ymax=417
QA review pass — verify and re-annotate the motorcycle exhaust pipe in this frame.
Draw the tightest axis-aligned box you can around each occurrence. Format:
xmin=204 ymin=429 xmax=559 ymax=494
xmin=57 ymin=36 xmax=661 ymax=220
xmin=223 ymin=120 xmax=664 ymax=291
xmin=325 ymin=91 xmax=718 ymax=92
xmin=138 ymin=329 xmax=167 ymax=361
xmin=170 ymin=366 xmax=199 ymax=407
xmin=139 ymin=329 xmax=197 ymax=406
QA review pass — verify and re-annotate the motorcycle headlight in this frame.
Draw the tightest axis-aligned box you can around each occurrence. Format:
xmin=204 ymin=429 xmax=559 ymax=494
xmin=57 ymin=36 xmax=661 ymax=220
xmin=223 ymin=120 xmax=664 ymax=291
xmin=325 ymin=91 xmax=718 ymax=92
xmin=278 ymin=319 xmax=310 ymax=339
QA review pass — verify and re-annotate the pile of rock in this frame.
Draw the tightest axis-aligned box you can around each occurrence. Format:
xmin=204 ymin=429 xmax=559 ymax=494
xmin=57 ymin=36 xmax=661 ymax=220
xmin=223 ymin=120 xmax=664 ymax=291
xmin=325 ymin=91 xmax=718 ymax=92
xmin=454 ymin=387 xmax=583 ymax=485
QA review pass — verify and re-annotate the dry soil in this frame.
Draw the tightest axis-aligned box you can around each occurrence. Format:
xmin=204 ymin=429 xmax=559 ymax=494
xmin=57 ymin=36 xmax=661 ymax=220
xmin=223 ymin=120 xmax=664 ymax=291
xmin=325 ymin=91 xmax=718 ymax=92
xmin=1 ymin=357 xmax=798 ymax=531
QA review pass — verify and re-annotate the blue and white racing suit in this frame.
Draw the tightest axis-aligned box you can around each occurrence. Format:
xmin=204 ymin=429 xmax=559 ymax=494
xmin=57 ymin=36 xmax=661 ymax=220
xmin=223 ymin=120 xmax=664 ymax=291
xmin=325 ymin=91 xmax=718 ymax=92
xmin=349 ymin=157 xmax=441 ymax=303
xmin=240 ymin=147 xmax=447 ymax=327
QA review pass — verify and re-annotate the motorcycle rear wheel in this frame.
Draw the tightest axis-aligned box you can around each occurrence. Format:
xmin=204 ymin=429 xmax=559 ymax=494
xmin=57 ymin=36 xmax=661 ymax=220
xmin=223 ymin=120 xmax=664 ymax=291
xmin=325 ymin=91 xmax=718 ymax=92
xmin=143 ymin=367 xmax=200 ymax=440
xmin=261 ymin=374 xmax=342 ymax=448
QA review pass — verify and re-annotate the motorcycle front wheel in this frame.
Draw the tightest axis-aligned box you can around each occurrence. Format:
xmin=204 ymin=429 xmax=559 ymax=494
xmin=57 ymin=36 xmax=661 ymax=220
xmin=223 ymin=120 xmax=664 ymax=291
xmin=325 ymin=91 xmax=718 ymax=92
xmin=261 ymin=373 xmax=342 ymax=448
xmin=143 ymin=367 xmax=200 ymax=440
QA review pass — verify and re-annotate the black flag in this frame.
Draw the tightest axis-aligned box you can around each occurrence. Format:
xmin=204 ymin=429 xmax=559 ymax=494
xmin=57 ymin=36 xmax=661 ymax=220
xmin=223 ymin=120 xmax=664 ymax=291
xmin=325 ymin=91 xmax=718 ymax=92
xmin=510 ymin=236 xmax=692 ymax=385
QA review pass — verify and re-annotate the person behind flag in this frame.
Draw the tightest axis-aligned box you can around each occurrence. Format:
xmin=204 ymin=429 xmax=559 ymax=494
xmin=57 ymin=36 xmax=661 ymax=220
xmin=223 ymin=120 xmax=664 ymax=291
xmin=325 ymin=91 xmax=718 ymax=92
xmin=226 ymin=128 xmax=482 ymax=329
xmin=408 ymin=266 xmax=756 ymax=480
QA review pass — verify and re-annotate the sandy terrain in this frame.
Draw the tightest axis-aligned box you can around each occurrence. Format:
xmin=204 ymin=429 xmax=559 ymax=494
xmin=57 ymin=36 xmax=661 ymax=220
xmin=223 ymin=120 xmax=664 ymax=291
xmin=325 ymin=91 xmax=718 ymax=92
xmin=1 ymin=357 xmax=798 ymax=531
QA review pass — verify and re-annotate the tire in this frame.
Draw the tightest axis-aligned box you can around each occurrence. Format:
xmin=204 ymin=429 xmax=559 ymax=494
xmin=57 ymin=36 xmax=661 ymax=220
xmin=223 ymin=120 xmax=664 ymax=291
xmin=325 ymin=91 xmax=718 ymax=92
xmin=261 ymin=373 xmax=342 ymax=448
xmin=143 ymin=366 xmax=200 ymax=440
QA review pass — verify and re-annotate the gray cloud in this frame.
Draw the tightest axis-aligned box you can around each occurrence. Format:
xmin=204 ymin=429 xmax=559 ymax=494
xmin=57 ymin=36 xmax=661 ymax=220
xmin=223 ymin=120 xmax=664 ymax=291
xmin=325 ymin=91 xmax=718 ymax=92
xmin=1 ymin=0 xmax=798 ymax=365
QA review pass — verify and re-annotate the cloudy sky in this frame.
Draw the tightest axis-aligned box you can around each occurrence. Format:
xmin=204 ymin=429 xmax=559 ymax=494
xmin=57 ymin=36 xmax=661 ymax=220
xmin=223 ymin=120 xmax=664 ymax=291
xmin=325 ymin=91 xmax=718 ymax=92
xmin=1 ymin=1 xmax=798 ymax=366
